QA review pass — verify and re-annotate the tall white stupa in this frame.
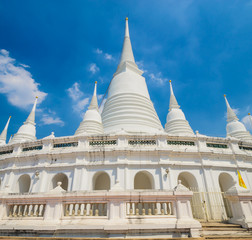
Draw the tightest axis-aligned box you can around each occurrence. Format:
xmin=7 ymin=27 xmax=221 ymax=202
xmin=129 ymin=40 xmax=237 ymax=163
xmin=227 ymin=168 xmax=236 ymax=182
xmin=0 ymin=116 xmax=11 ymax=146
xmin=101 ymin=18 xmax=163 ymax=134
xmin=75 ymin=81 xmax=104 ymax=135
xmin=10 ymin=97 xmax=38 ymax=144
xmin=165 ymin=80 xmax=194 ymax=135
xmin=224 ymin=94 xmax=252 ymax=141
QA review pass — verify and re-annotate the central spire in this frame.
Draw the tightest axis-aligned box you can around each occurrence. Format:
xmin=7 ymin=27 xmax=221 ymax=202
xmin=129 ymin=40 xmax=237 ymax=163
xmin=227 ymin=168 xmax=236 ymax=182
xmin=114 ymin=18 xmax=143 ymax=77
xmin=101 ymin=18 xmax=163 ymax=134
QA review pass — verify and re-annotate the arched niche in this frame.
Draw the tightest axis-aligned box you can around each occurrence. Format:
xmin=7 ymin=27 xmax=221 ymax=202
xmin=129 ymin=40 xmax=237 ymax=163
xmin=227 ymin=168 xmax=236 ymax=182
xmin=178 ymin=171 xmax=204 ymax=219
xmin=218 ymin=172 xmax=234 ymax=218
xmin=16 ymin=174 xmax=31 ymax=194
xmin=93 ymin=172 xmax=110 ymax=190
xmin=51 ymin=173 xmax=68 ymax=191
xmin=219 ymin=172 xmax=234 ymax=192
xmin=178 ymin=171 xmax=199 ymax=190
xmin=134 ymin=171 xmax=154 ymax=190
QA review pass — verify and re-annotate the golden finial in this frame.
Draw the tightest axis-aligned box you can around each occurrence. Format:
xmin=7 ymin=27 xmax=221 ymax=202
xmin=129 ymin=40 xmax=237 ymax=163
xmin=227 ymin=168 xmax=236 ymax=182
xmin=36 ymin=96 xmax=38 ymax=99
xmin=126 ymin=17 xmax=128 ymax=20
xmin=169 ymin=80 xmax=172 ymax=83
xmin=9 ymin=116 xmax=11 ymax=118
xmin=95 ymin=81 xmax=97 ymax=84
xmin=248 ymin=113 xmax=251 ymax=115
xmin=224 ymin=94 xmax=226 ymax=97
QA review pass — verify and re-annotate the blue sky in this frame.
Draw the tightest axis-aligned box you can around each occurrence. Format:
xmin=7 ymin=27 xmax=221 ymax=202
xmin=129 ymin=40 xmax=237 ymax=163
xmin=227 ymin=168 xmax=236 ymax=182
xmin=0 ymin=0 xmax=252 ymax=140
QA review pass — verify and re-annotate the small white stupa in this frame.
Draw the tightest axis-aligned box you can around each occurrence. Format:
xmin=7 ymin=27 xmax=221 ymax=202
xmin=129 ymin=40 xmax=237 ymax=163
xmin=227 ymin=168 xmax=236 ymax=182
xmin=0 ymin=116 xmax=11 ymax=146
xmin=101 ymin=18 xmax=163 ymax=133
xmin=75 ymin=82 xmax=104 ymax=135
xmin=10 ymin=97 xmax=38 ymax=144
xmin=165 ymin=80 xmax=194 ymax=135
xmin=224 ymin=95 xmax=252 ymax=142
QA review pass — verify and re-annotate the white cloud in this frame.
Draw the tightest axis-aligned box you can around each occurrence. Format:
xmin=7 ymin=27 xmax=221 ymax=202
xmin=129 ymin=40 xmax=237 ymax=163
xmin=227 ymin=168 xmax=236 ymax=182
xmin=95 ymin=48 xmax=103 ymax=54
xmin=104 ymin=53 xmax=113 ymax=60
xmin=242 ymin=115 xmax=252 ymax=130
xmin=0 ymin=49 xmax=47 ymax=109
xmin=136 ymin=60 xmax=147 ymax=73
xmin=95 ymin=48 xmax=114 ymax=61
xmin=149 ymin=72 xmax=168 ymax=86
xmin=89 ymin=63 xmax=99 ymax=74
xmin=41 ymin=114 xmax=64 ymax=126
xmin=67 ymin=82 xmax=83 ymax=101
xmin=74 ymin=97 xmax=90 ymax=113
xmin=67 ymin=82 xmax=91 ymax=116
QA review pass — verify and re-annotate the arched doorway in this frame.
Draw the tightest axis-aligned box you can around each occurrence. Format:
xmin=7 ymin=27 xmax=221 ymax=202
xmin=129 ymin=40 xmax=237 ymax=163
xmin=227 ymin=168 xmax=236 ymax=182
xmin=16 ymin=174 xmax=31 ymax=194
xmin=51 ymin=173 xmax=68 ymax=191
xmin=93 ymin=172 xmax=110 ymax=190
xmin=219 ymin=172 xmax=234 ymax=218
xmin=178 ymin=172 xmax=204 ymax=219
xmin=134 ymin=171 xmax=154 ymax=189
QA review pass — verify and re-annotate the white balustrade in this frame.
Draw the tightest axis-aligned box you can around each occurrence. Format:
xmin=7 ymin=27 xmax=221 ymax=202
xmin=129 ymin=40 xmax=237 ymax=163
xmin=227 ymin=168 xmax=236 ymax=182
xmin=64 ymin=202 xmax=107 ymax=217
xmin=8 ymin=203 xmax=45 ymax=217
xmin=127 ymin=202 xmax=173 ymax=216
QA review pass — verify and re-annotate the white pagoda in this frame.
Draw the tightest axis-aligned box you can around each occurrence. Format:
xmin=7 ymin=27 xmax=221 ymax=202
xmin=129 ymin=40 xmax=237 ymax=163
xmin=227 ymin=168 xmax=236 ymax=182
xmin=0 ymin=18 xmax=252 ymax=238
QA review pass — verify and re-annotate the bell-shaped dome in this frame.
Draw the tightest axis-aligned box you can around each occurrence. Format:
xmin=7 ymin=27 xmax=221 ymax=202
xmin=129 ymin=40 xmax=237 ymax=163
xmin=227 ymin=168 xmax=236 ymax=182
xmin=101 ymin=18 xmax=163 ymax=134
xmin=75 ymin=82 xmax=104 ymax=135
xmin=165 ymin=81 xmax=194 ymax=136
xmin=10 ymin=97 xmax=38 ymax=144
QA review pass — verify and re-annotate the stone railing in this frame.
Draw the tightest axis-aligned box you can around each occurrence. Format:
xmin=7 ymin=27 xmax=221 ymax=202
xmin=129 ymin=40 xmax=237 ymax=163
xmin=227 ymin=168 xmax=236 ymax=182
xmin=0 ymin=186 xmax=202 ymax=238
xmin=64 ymin=202 xmax=107 ymax=216
xmin=126 ymin=202 xmax=173 ymax=216
xmin=8 ymin=203 xmax=45 ymax=217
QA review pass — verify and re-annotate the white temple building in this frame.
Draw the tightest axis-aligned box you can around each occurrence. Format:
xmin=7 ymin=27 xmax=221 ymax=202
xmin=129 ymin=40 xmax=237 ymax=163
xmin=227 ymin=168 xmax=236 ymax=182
xmin=0 ymin=18 xmax=252 ymax=238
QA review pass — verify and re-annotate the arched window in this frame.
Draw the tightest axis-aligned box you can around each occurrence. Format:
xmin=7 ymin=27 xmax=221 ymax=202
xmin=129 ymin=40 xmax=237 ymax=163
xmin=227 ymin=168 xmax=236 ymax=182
xmin=51 ymin=173 xmax=68 ymax=191
xmin=134 ymin=171 xmax=154 ymax=190
xmin=93 ymin=172 xmax=110 ymax=190
xmin=16 ymin=174 xmax=31 ymax=194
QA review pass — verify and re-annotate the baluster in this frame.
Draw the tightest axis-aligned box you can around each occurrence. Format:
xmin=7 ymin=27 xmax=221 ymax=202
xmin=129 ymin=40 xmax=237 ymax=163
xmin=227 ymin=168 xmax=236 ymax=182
xmin=69 ymin=204 xmax=74 ymax=216
xmin=33 ymin=204 xmax=38 ymax=216
xmin=23 ymin=204 xmax=28 ymax=216
xmin=80 ymin=203 xmax=85 ymax=216
xmin=75 ymin=203 xmax=79 ymax=216
xmin=18 ymin=205 xmax=22 ymax=217
xmin=86 ymin=203 xmax=91 ymax=216
xmin=161 ymin=203 xmax=164 ymax=215
xmin=13 ymin=204 xmax=18 ymax=217
xmin=65 ymin=204 xmax=69 ymax=216
xmin=29 ymin=204 xmax=34 ymax=216
xmin=154 ymin=203 xmax=158 ymax=215
xmin=89 ymin=204 xmax=93 ymax=216
xmin=38 ymin=204 xmax=44 ymax=217
xmin=148 ymin=203 xmax=152 ymax=215
xmin=129 ymin=203 xmax=133 ymax=215
xmin=167 ymin=202 xmax=170 ymax=215
xmin=8 ymin=205 xmax=13 ymax=217
xmin=135 ymin=203 xmax=139 ymax=216
xmin=84 ymin=203 xmax=87 ymax=216
xmin=156 ymin=202 xmax=161 ymax=215
xmin=142 ymin=208 xmax=146 ymax=216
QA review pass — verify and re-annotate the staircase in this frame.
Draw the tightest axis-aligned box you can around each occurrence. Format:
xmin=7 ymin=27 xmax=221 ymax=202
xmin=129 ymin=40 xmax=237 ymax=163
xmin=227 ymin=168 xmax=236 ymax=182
xmin=202 ymin=221 xmax=252 ymax=239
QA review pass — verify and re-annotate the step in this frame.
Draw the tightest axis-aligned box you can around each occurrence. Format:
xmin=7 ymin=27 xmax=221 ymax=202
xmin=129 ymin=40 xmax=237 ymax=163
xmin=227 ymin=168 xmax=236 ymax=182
xmin=201 ymin=223 xmax=242 ymax=228
xmin=203 ymin=227 xmax=247 ymax=231
xmin=204 ymin=235 xmax=252 ymax=240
